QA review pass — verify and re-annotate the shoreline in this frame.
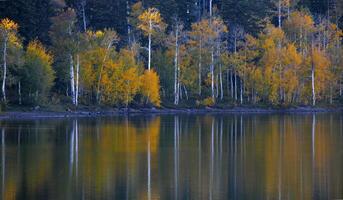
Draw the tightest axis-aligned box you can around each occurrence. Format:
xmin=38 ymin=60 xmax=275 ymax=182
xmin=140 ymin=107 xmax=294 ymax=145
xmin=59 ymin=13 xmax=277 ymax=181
xmin=0 ymin=107 xmax=342 ymax=120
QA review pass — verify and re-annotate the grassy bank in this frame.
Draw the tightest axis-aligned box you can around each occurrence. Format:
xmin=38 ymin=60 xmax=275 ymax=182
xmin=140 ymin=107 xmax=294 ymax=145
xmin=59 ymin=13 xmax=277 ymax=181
xmin=0 ymin=104 xmax=342 ymax=120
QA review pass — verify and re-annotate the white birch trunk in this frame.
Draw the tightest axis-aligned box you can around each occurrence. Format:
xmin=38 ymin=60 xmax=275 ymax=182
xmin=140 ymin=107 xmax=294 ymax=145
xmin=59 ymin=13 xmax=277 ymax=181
xmin=174 ymin=23 xmax=179 ymax=105
xmin=148 ymin=19 xmax=152 ymax=71
xmin=234 ymin=35 xmax=237 ymax=102
xmin=311 ymin=63 xmax=316 ymax=106
xmin=216 ymin=73 xmax=219 ymax=98
xmin=311 ymin=48 xmax=316 ymax=106
xmin=75 ymin=54 xmax=80 ymax=106
xmin=127 ymin=0 xmax=131 ymax=45
xmin=183 ymin=85 xmax=189 ymax=100
xmin=70 ymin=54 xmax=76 ymax=105
xmin=198 ymin=41 xmax=202 ymax=95
xmin=220 ymin=64 xmax=223 ymax=100
xmin=226 ymin=69 xmax=230 ymax=98
xmin=211 ymin=49 xmax=215 ymax=100
xmin=96 ymin=41 xmax=113 ymax=103
xmin=234 ymin=72 xmax=237 ymax=101
xmin=2 ymin=38 xmax=7 ymax=102
xmin=230 ymin=70 xmax=233 ymax=99
xmin=240 ymin=78 xmax=243 ymax=104
xmin=81 ymin=1 xmax=87 ymax=32
xmin=18 ymin=81 xmax=21 ymax=105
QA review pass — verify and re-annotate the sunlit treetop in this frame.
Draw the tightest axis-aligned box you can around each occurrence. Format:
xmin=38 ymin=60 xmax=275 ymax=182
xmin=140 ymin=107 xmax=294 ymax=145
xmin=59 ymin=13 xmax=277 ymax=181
xmin=0 ymin=18 xmax=18 ymax=32
xmin=284 ymin=11 xmax=315 ymax=33
xmin=26 ymin=40 xmax=53 ymax=66
xmin=138 ymin=8 xmax=165 ymax=35
xmin=86 ymin=29 xmax=119 ymax=49
xmin=0 ymin=18 xmax=21 ymax=48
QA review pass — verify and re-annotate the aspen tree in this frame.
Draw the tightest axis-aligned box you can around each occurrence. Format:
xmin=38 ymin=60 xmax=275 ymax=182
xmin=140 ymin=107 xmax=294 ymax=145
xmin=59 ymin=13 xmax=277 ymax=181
xmin=0 ymin=19 xmax=19 ymax=102
xmin=138 ymin=8 xmax=165 ymax=71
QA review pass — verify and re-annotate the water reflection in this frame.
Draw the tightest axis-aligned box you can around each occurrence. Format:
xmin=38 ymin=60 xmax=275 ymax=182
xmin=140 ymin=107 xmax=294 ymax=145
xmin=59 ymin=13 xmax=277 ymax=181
xmin=0 ymin=114 xmax=343 ymax=199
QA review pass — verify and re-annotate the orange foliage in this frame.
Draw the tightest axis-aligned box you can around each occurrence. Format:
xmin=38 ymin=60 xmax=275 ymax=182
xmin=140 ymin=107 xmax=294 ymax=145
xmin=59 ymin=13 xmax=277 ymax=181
xmin=140 ymin=70 xmax=161 ymax=107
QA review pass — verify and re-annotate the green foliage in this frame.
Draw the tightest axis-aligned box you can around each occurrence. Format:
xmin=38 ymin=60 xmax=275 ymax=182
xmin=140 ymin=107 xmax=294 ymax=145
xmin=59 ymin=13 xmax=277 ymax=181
xmin=21 ymin=40 xmax=55 ymax=105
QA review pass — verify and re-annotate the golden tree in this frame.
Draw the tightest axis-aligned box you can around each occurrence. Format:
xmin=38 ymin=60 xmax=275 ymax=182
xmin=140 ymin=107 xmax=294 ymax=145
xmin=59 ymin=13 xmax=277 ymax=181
xmin=0 ymin=18 xmax=19 ymax=102
xmin=138 ymin=8 xmax=165 ymax=71
xmin=140 ymin=70 xmax=161 ymax=107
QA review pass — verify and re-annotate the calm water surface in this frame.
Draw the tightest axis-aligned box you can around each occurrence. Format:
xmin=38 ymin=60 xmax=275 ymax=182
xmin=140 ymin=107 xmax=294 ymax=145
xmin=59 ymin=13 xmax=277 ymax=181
xmin=0 ymin=114 xmax=343 ymax=199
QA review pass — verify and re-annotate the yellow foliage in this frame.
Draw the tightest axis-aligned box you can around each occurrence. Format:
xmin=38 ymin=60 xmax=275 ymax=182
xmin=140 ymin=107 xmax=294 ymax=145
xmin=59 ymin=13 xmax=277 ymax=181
xmin=263 ymin=24 xmax=285 ymax=44
xmin=211 ymin=17 xmax=228 ymax=36
xmin=138 ymin=8 xmax=164 ymax=36
xmin=284 ymin=11 xmax=314 ymax=34
xmin=201 ymin=97 xmax=215 ymax=107
xmin=0 ymin=18 xmax=18 ymax=32
xmin=189 ymin=19 xmax=213 ymax=42
xmin=26 ymin=40 xmax=53 ymax=66
xmin=81 ymin=47 xmax=108 ymax=93
xmin=101 ymin=61 xmax=140 ymax=105
xmin=140 ymin=70 xmax=161 ymax=107
xmin=284 ymin=11 xmax=315 ymax=50
xmin=308 ymin=48 xmax=332 ymax=99
xmin=0 ymin=18 xmax=21 ymax=48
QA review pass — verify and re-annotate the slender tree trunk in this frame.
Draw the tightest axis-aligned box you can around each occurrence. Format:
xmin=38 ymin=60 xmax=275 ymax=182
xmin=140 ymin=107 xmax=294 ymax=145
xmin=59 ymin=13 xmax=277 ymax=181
xmin=234 ymin=72 xmax=237 ymax=101
xmin=240 ymin=78 xmax=243 ymax=104
xmin=287 ymin=2 xmax=290 ymax=19
xmin=35 ymin=90 xmax=38 ymax=103
xmin=75 ymin=54 xmax=80 ymax=106
xmin=174 ymin=23 xmax=179 ymax=105
xmin=127 ymin=0 xmax=131 ymax=45
xmin=209 ymin=0 xmax=214 ymax=101
xmin=198 ymin=41 xmax=202 ymax=96
xmin=211 ymin=49 xmax=215 ymax=100
xmin=18 ymin=81 xmax=21 ymax=105
xmin=340 ymin=78 xmax=342 ymax=96
xmin=278 ymin=0 xmax=282 ymax=28
xmin=96 ymin=41 xmax=113 ymax=103
xmin=183 ymin=85 xmax=189 ymax=100
xmin=2 ymin=38 xmax=7 ymax=102
xmin=70 ymin=54 xmax=76 ymax=105
xmin=330 ymin=85 xmax=333 ymax=104
xmin=197 ymin=0 xmax=202 ymax=21
xmin=233 ymin=35 xmax=238 ymax=102
xmin=148 ymin=20 xmax=152 ymax=71
xmin=251 ymin=87 xmax=254 ymax=104
xmin=177 ymin=57 xmax=181 ymax=102
xmin=202 ymin=0 xmax=206 ymax=15
xmin=220 ymin=64 xmax=223 ymax=100
xmin=216 ymin=73 xmax=219 ymax=98
xmin=311 ymin=54 xmax=316 ymax=106
xmin=81 ymin=1 xmax=87 ymax=32
xmin=230 ymin=70 xmax=233 ymax=99
xmin=1 ymin=128 xmax=5 ymax=200
xmin=226 ymin=70 xmax=230 ymax=98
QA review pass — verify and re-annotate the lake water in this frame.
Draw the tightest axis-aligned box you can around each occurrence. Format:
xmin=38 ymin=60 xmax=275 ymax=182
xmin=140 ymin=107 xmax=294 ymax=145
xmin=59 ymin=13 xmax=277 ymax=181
xmin=0 ymin=114 xmax=343 ymax=199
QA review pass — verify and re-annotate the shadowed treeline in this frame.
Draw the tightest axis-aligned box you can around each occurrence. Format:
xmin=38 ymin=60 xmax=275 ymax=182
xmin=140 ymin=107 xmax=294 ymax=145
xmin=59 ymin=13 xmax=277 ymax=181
xmin=0 ymin=114 xmax=343 ymax=199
